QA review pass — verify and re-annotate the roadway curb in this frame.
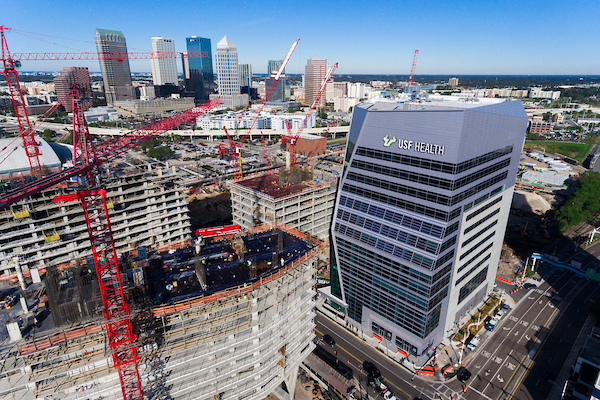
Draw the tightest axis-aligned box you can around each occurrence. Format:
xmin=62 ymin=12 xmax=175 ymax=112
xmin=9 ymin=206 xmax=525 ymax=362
xmin=500 ymin=274 xmax=587 ymax=398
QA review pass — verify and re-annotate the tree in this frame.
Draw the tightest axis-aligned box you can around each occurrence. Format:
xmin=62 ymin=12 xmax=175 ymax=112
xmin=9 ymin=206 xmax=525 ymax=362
xmin=317 ymin=111 xmax=327 ymax=119
xmin=147 ymin=146 xmax=173 ymax=161
xmin=42 ymin=129 xmax=54 ymax=142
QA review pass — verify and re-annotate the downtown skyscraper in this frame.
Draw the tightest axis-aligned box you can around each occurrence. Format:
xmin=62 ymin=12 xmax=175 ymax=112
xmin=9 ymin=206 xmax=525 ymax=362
xmin=329 ymin=95 xmax=527 ymax=364
xmin=211 ymin=36 xmax=247 ymax=108
xmin=304 ymin=58 xmax=327 ymax=108
xmin=53 ymin=67 xmax=92 ymax=112
xmin=95 ymin=28 xmax=136 ymax=105
xmin=183 ymin=36 xmax=214 ymax=103
xmin=151 ymin=37 xmax=178 ymax=87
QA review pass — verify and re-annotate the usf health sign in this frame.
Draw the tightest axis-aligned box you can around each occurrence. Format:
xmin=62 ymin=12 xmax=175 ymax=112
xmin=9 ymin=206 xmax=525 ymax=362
xmin=586 ymin=268 xmax=600 ymax=282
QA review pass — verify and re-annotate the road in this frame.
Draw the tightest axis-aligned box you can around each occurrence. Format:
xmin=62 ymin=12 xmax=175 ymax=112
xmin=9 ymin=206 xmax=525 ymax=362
xmin=314 ymin=261 xmax=600 ymax=400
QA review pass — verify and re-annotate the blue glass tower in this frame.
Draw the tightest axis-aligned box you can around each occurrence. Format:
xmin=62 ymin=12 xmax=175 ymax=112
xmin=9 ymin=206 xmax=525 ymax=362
xmin=184 ymin=37 xmax=214 ymax=103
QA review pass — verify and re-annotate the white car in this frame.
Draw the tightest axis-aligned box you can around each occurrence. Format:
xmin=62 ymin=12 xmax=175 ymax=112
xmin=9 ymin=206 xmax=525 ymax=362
xmin=384 ymin=391 xmax=397 ymax=400
xmin=495 ymin=310 xmax=505 ymax=320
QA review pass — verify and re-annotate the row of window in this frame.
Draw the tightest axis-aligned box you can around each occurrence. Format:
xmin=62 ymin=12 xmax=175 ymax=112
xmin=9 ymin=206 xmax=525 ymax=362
xmin=462 ymin=220 xmax=498 ymax=248
xmin=336 ymin=222 xmax=437 ymax=269
xmin=354 ymin=145 xmax=513 ymax=175
xmin=336 ymin=238 xmax=452 ymax=290
xmin=336 ymin=209 xmax=440 ymax=254
xmin=457 ymin=242 xmax=494 ymax=275
xmin=459 ymin=232 xmax=496 ymax=261
xmin=445 ymin=221 xmax=460 ymax=238
xmin=466 ymin=195 xmax=503 ymax=221
xmin=338 ymin=195 xmax=445 ymax=238
xmin=345 ymin=283 xmax=431 ymax=336
xmin=458 ymin=267 xmax=489 ymax=304
xmin=464 ymin=209 xmax=500 ymax=235
xmin=351 ymin=157 xmax=510 ymax=192
xmin=456 ymin=255 xmax=491 ymax=286
xmin=395 ymin=335 xmax=419 ymax=355
xmin=341 ymin=183 xmax=461 ymax=222
xmin=464 ymin=186 xmax=504 ymax=211
xmin=346 ymin=171 xmax=508 ymax=208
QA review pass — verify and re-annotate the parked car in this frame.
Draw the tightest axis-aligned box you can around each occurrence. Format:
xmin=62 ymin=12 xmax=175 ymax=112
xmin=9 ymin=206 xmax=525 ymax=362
xmin=501 ymin=303 xmax=511 ymax=311
xmin=486 ymin=318 xmax=499 ymax=331
xmin=495 ymin=310 xmax=505 ymax=320
xmin=523 ymin=283 xmax=537 ymax=289
xmin=466 ymin=336 xmax=481 ymax=350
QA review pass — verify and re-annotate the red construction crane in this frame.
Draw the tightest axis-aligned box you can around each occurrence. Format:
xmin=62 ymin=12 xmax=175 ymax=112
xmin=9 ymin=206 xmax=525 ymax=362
xmin=285 ymin=63 xmax=338 ymax=165
xmin=222 ymin=127 xmax=242 ymax=179
xmin=408 ymin=49 xmax=419 ymax=87
xmin=0 ymin=26 xmax=209 ymax=176
xmin=1 ymin=26 xmax=42 ymax=175
xmin=223 ymin=39 xmax=299 ymax=178
xmin=260 ymin=131 xmax=270 ymax=167
xmin=2 ymin=94 xmax=221 ymax=400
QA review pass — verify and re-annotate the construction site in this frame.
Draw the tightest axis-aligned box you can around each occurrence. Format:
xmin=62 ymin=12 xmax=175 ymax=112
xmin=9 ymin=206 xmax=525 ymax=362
xmin=229 ymin=166 xmax=336 ymax=242
xmin=0 ymin=223 xmax=324 ymax=400
xmin=0 ymin=28 xmax=338 ymax=400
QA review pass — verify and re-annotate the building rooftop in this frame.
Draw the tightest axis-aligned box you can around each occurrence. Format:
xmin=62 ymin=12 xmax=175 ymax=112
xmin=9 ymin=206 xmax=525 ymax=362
xmin=0 ymin=136 xmax=63 ymax=176
xmin=233 ymin=171 xmax=313 ymax=199
xmin=360 ymin=94 xmax=526 ymax=113
xmin=580 ymin=332 xmax=600 ymax=366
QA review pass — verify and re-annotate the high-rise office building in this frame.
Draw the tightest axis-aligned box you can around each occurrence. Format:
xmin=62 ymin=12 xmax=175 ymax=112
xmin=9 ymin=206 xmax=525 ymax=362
xmin=53 ymin=67 xmax=92 ymax=112
xmin=212 ymin=36 xmax=247 ymax=108
xmin=264 ymin=75 xmax=289 ymax=103
xmin=330 ymin=95 xmax=527 ymax=363
xmin=304 ymin=58 xmax=327 ymax=108
xmin=151 ymin=37 xmax=178 ymax=86
xmin=95 ymin=28 xmax=136 ymax=105
xmin=267 ymin=60 xmax=283 ymax=76
xmin=238 ymin=63 xmax=252 ymax=89
xmin=183 ymin=36 xmax=214 ymax=103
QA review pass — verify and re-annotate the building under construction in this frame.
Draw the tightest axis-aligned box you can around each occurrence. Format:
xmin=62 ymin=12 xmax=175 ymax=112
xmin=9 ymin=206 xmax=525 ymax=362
xmin=0 ymin=223 xmax=323 ymax=400
xmin=0 ymin=158 xmax=191 ymax=279
xmin=228 ymin=167 xmax=336 ymax=241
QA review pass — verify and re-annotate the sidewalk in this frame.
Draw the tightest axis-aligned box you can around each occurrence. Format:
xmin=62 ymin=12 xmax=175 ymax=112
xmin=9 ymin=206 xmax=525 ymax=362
xmin=546 ymin=315 xmax=597 ymax=400
xmin=316 ymin=291 xmax=514 ymax=382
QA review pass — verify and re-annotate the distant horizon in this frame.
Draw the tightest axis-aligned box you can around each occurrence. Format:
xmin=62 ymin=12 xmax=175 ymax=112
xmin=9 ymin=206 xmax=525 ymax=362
xmin=4 ymin=0 xmax=599 ymax=76
xmin=10 ymin=72 xmax=600 ymax=78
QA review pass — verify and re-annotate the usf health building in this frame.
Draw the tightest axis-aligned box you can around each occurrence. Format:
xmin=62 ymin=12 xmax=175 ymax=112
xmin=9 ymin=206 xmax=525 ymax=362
xmin=329 ymin=96 xmax=527 ymax=362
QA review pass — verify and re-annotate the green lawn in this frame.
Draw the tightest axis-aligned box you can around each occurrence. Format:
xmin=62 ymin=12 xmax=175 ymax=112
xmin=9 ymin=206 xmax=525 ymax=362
xmin=524 ymin=141 xmax=592 ymax=162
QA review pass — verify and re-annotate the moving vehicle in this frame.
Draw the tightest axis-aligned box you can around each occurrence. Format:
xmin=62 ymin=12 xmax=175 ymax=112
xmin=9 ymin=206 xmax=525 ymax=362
xmin=323 ymin=334 xmax=335 ymax=346
xmin=457 ymin=367 xmax=472 ymax=382
xmin=362 ymin=361 xmax=381 ymax=379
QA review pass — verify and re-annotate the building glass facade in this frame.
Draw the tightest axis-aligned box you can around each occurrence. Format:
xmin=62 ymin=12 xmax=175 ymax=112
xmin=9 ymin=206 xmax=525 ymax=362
xmin=184 ymin=36 xmax=214 ymax=103
xmin=95 ymin=28 xmax=136 ymax=105
xmin=330 ymin=96 xmax=527 ymax=362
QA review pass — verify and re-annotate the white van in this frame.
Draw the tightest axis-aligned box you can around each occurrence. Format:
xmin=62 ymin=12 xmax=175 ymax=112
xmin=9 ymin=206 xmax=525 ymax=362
xmin=467 ymin=336 xmax=481 ymax=350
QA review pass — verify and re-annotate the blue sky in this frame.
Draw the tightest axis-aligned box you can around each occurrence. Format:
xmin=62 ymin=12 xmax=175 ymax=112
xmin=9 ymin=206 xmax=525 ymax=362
xmin=4 ymin=0 xmax=599 ymax=75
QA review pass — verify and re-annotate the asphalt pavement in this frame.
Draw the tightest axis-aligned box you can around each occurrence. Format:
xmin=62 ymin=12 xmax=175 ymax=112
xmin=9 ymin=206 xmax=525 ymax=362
xmin=314 ymin=260 xmax=600 ymax=400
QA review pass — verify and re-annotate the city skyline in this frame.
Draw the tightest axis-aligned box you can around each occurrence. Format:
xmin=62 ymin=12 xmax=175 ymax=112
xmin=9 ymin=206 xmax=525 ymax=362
xmin=4 ymin=0 xmax=599 ymax=75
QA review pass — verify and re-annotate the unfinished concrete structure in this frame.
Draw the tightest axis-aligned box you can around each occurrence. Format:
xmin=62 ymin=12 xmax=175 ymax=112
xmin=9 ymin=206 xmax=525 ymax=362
xmin=0 ymin=224 xmax=323 ymax=400
xmin=228 ymin=168 xmax=336 ymax=241
xmin=0 ymin=163 xmax=191 ymax=278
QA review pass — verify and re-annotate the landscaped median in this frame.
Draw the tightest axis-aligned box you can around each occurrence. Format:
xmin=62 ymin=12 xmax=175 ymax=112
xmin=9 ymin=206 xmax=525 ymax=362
xmin=452 ymin=295 xmax=501 ymax=344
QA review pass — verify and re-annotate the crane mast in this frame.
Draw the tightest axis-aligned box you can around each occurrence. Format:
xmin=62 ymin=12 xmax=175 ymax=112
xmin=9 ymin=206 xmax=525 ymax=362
xmin=408 ymin=49 xmax=419 ymax=87
xmin=287 ymin=63 xmax=338 ymax=165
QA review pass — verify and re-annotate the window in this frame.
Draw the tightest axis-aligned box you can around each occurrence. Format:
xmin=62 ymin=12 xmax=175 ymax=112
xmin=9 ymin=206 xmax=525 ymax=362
xmin=458 ymin=267 xmax=489 ymax=304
